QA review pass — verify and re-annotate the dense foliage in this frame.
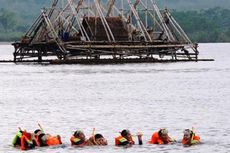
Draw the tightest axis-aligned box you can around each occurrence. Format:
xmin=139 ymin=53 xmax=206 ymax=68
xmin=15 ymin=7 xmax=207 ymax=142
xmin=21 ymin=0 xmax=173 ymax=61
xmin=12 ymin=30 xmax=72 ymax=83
xmin=157 ymin=0 xmax=230 ymax=11
xmin=172 ymin=7 xmax=230 ymax=42
xmin=0 ymin=6 xmax=230 ymax=42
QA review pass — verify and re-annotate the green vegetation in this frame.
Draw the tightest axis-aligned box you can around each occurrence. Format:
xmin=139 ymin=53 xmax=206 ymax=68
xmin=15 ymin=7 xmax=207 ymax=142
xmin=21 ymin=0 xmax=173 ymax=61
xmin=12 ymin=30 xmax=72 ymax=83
xmin=172 ymin=7 xmax=230 ymax=42
xmin=157 ymin=0 xmax=230 ymax=11
xmin=0 ymin=8 xmax=29 ymax=41
xmin=0 ymin=5 xmax=230 ymax=42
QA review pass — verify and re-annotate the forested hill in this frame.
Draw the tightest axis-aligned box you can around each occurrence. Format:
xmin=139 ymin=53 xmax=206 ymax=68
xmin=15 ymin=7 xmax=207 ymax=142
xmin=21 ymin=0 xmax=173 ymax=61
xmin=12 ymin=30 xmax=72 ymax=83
xmin=1 ymin=0 xmax=230 ymax=20
xmin=157 ymin=0 xmax=230 ymax=10
xmin=1 ymin=0 xmax=230 ymax=11
xmin=0 ymin=0 xmax=230 ymax=42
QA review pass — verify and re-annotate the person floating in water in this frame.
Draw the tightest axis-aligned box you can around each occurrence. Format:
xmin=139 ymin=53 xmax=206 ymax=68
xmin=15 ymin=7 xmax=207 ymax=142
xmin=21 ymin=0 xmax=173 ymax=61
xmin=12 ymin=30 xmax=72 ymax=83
xmin=70 ymin=130 xmax=88 ymax=146
xmin=37 ymin=124 xmax=62 ymax=147
xmin=149 ymin=128 xmax=176 ymax=144
xmin=33 ymin=129 xmax=44 ymax=146
xmin=36 ymin=133 xmax=62 ymax=147
xmin=115 ymin=129 xmax=143 ymax=146
xmin=12 ymin=129 xmax=35 ymax=150
xmin=70 ymin=130 xmax=108 ymax=146
xmin=88 ymin=133 xmax=108 ymax=146
xmin=182 ymin=129 xmax=201 ymax=146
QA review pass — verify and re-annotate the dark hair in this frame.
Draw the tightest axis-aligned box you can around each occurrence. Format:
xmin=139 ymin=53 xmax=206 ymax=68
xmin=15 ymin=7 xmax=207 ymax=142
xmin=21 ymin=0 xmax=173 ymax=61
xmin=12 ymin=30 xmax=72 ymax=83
xmin=158 ymin=129 xmax=168 ymax=136
xmin=190 ymin=132 xmax=193 ymax=137
xmin=38 ymin=134 xmax=48 ymax=147
xmin=74 ymin=130 xmax=83 ymax=137
xmin=158 ymin=129 xmax=162 ymax=136
xmin=158 ymin=130 xmax=162 ymax=136
xmin=34 ymin=129 xmax=41 ymax=134
xmin=184 ymin=129 xmax=193 ymax=137
xmin=94 ymin=134 xmax=103 ymax=140
xmin=121 ymin=129 xmax=130 ymax=137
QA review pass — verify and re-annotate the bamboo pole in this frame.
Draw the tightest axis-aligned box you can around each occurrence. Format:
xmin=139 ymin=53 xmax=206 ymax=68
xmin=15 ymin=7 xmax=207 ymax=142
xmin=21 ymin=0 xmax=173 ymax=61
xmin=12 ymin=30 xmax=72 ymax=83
xmin=94 ymin=0 xmax=115 ymax=42
xmin=107 ymin=0 xmax=115 ymax=17
xmin=151 ymin=0 xmax=175 ymax=41
xmin=67 ymin=0 xmax=90 ymax=41
xmin=127 ymin=0 xmax=152 ymax=42
xmin=41 ymin=9 xmax=66 ymax=54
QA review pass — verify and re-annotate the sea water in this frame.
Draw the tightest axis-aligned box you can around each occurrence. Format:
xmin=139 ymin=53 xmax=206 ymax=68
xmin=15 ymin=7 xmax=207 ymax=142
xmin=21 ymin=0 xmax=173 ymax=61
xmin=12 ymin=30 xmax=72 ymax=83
xmin=0 ymin=43 xmax=229 ymax=153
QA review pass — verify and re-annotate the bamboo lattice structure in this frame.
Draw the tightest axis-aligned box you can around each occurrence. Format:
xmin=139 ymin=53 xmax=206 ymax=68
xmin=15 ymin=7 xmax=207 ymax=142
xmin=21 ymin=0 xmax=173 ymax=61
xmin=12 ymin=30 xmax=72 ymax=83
xmin=12 ymin=0 xmax=199 ymax=64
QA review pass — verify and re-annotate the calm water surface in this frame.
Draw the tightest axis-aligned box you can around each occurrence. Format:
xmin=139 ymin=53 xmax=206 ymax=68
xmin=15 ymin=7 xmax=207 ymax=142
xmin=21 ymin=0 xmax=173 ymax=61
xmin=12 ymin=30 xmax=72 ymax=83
xmin=0 ymin=43 xmax=229 ymax=153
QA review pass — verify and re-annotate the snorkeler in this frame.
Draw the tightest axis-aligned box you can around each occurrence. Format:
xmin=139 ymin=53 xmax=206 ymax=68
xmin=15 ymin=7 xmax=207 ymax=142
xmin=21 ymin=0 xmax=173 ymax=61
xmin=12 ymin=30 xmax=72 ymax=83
xmin=182 ymin=129 xmax=201 ymax=146
xmin=12 ymin=129 xmax=35 ymax=150
xmin=115 ymin=129 xmax=143 ymax=146
xmin=149 ymin=128 xmax=176 ymax=144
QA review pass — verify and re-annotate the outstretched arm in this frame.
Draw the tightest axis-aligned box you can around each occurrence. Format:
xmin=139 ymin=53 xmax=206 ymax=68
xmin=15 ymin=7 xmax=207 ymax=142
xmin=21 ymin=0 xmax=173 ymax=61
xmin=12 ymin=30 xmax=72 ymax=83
xmin=137 ymin=132 xmax=143 ymax=145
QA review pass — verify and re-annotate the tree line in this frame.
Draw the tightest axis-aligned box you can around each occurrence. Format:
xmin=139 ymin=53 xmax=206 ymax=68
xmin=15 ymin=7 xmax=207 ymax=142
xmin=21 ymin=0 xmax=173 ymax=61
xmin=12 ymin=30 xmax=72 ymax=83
xmin=172 ymin=7 xmax=230 ymax=42
xmin=0 ymin=8 xmax=29 ymax=41
xmin=0 ymin=7 xmax=230 ymax=42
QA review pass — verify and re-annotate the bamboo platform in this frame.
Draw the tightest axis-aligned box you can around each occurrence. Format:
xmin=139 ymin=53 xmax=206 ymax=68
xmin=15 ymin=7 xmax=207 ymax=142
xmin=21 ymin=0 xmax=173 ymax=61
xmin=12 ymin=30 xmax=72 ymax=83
xmin=10 ymin=0 xmax=210 ymax=64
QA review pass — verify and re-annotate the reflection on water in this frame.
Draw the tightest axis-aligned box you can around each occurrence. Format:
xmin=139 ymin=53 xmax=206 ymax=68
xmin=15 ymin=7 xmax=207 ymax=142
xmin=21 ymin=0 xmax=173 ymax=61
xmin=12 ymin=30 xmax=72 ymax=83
xmin=0 ymin=43 xmax=230 ymax=152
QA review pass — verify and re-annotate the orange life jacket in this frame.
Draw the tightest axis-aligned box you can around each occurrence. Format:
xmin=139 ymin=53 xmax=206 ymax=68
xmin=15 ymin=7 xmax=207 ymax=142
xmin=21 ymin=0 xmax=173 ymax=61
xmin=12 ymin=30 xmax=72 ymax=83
xmin=115 ymin=136 xmax=135 ymax=146
xmin=70 ymin=136 xmax=77 ymax=145
xmin=149 ymin=132 xmax=170 ymax=144
xmin=46 ymin=135 xmax=62 ymax=146
xmin=182 ymin=135 xmax=200 ymax=145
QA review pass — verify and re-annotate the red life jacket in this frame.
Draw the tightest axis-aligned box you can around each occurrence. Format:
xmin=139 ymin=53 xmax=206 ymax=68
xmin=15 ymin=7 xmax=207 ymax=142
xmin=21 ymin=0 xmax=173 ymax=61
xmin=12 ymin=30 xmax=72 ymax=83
xmin=20 ymin=131 xmax=32 ymax=150
xmin=34 ymin=135 xmax=41 ymax=146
